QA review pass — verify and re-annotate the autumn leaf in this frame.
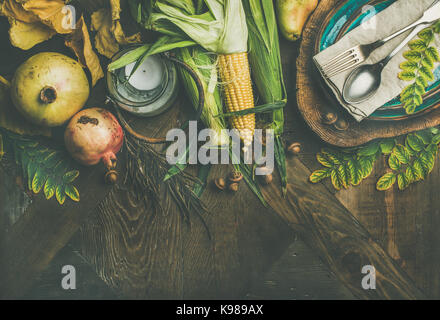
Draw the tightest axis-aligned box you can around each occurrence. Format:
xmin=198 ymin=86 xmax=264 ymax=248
xmin=7 ymin=17 xmax=56 ymax=50
xmin=91 ymin=8 xmax=120 ymax=58
xmin=65 ymin=16 xmax=104 ymax=86
xmin=91 ymin=0 xmax=141 ymax=59
xmin=21 ymin=0 xmax=73 ymax=34
xmin=2 ymin=0 xmax=104 ymax=86
xmin=1 ymin=0 xmax=40 ymax=24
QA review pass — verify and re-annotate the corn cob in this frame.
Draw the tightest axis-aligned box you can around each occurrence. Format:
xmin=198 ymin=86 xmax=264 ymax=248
xmin=218 ymin=52 xmax=255 ymax=149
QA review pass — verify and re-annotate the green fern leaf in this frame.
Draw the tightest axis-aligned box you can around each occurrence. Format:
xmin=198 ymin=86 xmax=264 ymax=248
xmin=56 ymin=185 xmax=66 ymax=205
xmin=408 ymin=39 xmax=427 ymax=51
xmin=32 ymin=169 xmax=48 ymax=194
xmin=415 ymin=76 xmax=428 ymax=88
xmin=330 ymin=168 xmax=342 ymax=191
xmin=316 ymin=153 xmax=334 ymax=168
xmin=347 ymin=158 xmax=362 ymax=186
xmin=309 ymin=168 xmax=331 ymax=183
xmin=415 ymin=130 xmax=433 ymax=145
xmin=321 ymin=149 xmax=342 ymax=165
xmin=421 ymin=56 xmax=434 ymax=69
xmin=406 ymin=134 xmax=424 ymax=152
xmin=379 ymin=139 xmax=396 ymax=154
xmin=357 ymin=142 xmax=379 ymax=157
xmin=420 ymin=150 xmax=435 ymax=175
xmin=434 ymin=21 xmax=440 ymax=33
xmin=376 ymin=172 xmax=396 ymax=191
xmin=418 ymin=28 xmax=434 ymax=43
xmin=432 ymin=134 xmax=440 ymax=145
xmin=412 ymin=159 xmax=425 ymax=181
xmin=419 ymin=65 xmax=434 ymax=82
xmin=426 ymin=143 xmax=438 ymax=155
xmin=44 ymin=176 xmax=56 ymax=200
xmin=388 ymin=154 xmax=401 ymax=170
xmin=27 ymin=161 xmax=37 ymax=190
xmin=399 ymin=61 xmax=419 ymax=72
xmin=425 ymin=47 xmax=440 ymax=62
xmin=393 ymin=145 xmax=411 ymax=164
xmin=403 ymin=50 xmax=422 ymax=62
xmin=359 ymin=156 xmax=375 ymax=179
xmin=405 ymin=166 xmax=415 ymax=184
xmin=63 ymin=170 xmax=80 ymax=184
xmin=337 ymin=164 xmax=349 ymax=189
xmin=397 ymin=172 xmax=409 ymax=190
xmin=398 ymin=71 xmax=416 ymax=81
xmin=65 ymin=185 xmax=80 ymax=202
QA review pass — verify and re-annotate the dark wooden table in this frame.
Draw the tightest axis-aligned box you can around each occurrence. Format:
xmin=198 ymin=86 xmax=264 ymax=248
xmin=0 ymin=14 xmax=438 ymax=300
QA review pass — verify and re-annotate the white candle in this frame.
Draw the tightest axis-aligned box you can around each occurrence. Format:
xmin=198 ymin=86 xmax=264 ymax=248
xmin=125 ymin=55 xmax=164 ymax=91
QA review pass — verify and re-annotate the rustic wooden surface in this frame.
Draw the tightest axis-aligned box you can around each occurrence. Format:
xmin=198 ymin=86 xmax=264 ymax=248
xmin=1 ymin=6 xmax=440 ymax=299
xmin=297 ymin=0 xmax=440 ymax=148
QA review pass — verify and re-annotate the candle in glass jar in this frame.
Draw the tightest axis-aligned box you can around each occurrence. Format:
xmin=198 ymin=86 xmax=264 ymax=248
xmin=124 ymin=55 xmax=164 ymax=91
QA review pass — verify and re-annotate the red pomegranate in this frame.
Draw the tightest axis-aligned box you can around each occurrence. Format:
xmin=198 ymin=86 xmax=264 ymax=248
xmin=64 ymin=108 xmax=124 ymax=182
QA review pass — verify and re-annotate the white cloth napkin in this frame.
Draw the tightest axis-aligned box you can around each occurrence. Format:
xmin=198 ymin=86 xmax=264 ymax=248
xmin=313 ymin=0 xmax=440 ymax=122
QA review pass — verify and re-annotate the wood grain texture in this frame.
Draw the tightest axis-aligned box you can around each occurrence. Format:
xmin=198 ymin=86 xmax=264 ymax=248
xmin=261 ymin=157 xmax=425 ymax=299
xmin=297 ymin=0 xmax=440 ymax=148
xmin=247 ymin=239 xmax=355 ymax=300
xmin=75 ymin=102 xmax=294 ymax=299
xmin=335 ymin=155 xmax=440 ymax=298
xmin=0 ymin=163 xmax=113 ymax=299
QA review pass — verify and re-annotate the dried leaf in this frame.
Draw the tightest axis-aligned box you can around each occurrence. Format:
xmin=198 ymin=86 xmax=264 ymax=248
xmin=8 ymin=17 xmax=56 ymax=50
xmin=112 ymin=20 xmax=141 ymax=45
xmin=91 ymin=8 xmax=119 ymax=58
xmin=65 ymin=15 xmax=104 ymax=86
xmin=21 ymin=0 xmax=73 ymax=34
xmin=91 ymin=1 xmax=141 ymax=59
xmin=1 ymin=0 xmax=40 ymax=23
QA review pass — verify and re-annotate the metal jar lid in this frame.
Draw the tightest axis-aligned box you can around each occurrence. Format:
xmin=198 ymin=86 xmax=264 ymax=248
xmin=106 ymin=46 xmax=178 ymax=117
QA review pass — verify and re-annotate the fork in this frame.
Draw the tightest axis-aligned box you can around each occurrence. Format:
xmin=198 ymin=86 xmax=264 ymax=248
xmin=320 ymin=0 xmax=440 ymax=78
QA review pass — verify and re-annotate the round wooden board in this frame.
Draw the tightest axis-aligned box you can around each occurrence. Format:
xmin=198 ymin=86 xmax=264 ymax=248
xmin=296 ymin=0 xmax=440 ymax=148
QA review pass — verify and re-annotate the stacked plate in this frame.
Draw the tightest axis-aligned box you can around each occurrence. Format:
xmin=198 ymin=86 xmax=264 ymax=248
xmin=315 ymin=0 xmax=440 ymax=121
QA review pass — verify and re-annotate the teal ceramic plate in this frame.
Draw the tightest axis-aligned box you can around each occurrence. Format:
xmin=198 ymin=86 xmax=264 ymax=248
xmin=315 ymin=0 xmax=440 ymax=121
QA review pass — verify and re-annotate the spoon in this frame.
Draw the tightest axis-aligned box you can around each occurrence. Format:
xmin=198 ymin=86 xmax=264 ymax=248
xmin=342 ymin=22 xmax=432 ymax=104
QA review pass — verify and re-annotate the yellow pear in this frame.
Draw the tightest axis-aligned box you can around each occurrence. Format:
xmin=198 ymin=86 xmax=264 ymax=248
xmin=276 ymin=0 xmax=318 ymax=41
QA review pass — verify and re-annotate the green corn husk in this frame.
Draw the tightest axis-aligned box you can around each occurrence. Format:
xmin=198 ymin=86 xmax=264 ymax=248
xmin=148 ymin=0 xmax=249 ymax=54
xmin=242 ymin=0 xmax=288 ymax=195
xmin=176 ymin=46 xmax=228 ymax=146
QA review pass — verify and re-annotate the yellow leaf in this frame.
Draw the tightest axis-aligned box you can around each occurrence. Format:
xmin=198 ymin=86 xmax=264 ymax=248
xmin=91 ymin=1 xmax=141 ymax=59
xmin=110 ymin=0 xmax=121 ymax=20
xmin=91 ymin=8 xmax=119 ymax=58
xmin=65 ymin=15 xmax=104 ymax=86
xmin=110 ymin=0 xmax=141 ymax=45
xmin=8 ymin=17 xmax=56 ymax=50
xmin=1 ymin=0 xmax=40 ymax=23
xmin=0 ymin=76 xmax=51 ymax=137
xmin=21 ymin=0 xmax=73 ymax=34
xmin=112 ymin=20 xmax=141 ymax=45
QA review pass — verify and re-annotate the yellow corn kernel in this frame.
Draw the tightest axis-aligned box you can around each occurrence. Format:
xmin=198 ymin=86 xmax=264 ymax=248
xmin=218 ymin=52 xmax=255 ymax=149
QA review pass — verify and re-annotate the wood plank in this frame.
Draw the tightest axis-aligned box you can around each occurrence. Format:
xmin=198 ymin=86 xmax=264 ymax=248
xmin=22 ymin=243 xmax=118 ymax=300
xmin=0 ymin=163 xmax=113 ymax=298
xmin=260 ymin=156 xmax=425 ymax=299
xmin=247 ymin=240 xmax=355 ymax=300
xmin=336 ymin=154 xmax=440 ymax=298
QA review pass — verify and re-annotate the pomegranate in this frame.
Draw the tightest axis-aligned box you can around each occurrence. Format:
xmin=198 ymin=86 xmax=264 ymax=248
xmin=64 ymin=108 xmax=124 ymax=183
xmin=11 ymin=52 xmax=90 ymax=127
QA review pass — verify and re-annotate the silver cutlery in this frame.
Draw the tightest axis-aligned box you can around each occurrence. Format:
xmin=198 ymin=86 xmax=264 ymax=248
xmin=320 ymin=0 xmax=440 ymax=78
xmin=342 ymin=22 xmax=431 ymax=104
